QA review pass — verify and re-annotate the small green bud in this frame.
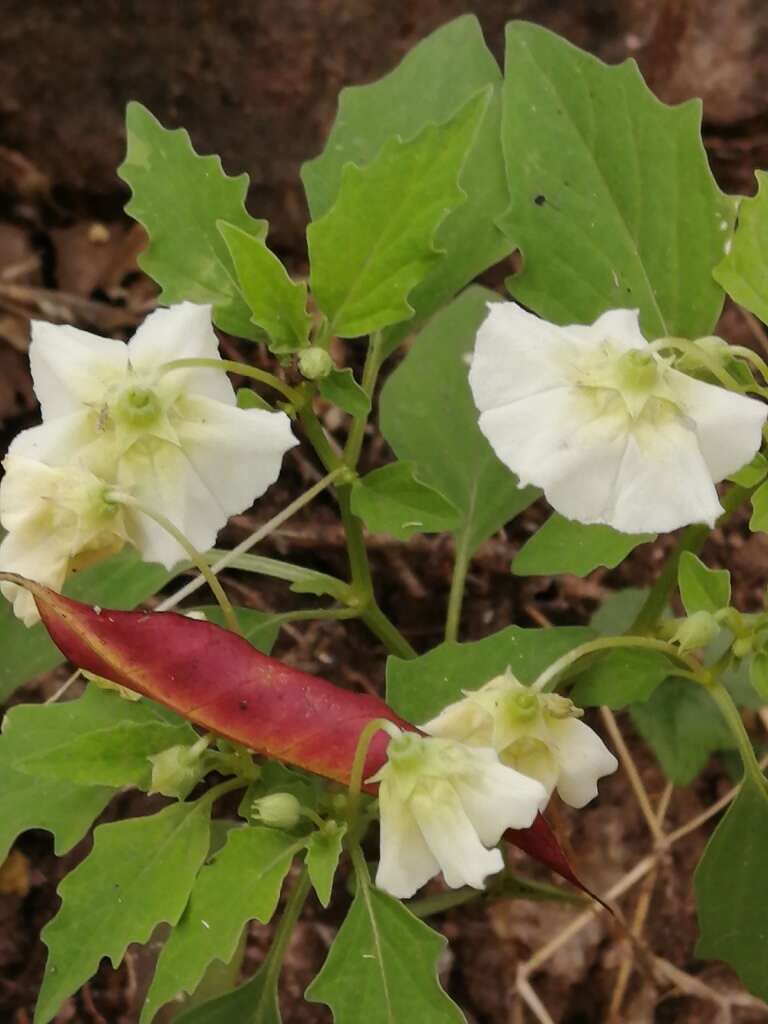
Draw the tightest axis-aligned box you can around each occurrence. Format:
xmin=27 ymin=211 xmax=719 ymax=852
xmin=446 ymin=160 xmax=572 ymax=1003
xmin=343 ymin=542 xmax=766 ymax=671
xmin=299 ymin=346 xmax=333 ymax=381
xmin=733 ymin=634 xmax=755 ymax=659
xmin=252 ymin=792 xmax=302 ymax=829
xmin=671 ymin=610 xmax=719 ymax=652
xmin=149 ymin=743 xmax=207 ymax=798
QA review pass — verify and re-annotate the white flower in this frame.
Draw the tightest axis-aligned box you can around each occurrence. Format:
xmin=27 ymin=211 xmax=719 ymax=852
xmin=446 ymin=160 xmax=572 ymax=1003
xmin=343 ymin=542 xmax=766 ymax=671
xmin=368 ymin=730 xmax=546 ymax=899
xmin=9 ymin=302 xmax=297 ymax=567
xmin=422 ymin=671 xmax=618 ymax=809
xmin=469 ymin=304 xmax=767 ymax=534
xmin=0 ymin=456 xmax=128 ymax=626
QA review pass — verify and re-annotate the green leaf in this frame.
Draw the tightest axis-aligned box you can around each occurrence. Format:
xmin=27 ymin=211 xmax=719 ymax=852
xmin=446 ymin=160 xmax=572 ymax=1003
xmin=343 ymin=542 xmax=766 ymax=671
xmin=678 ymin=552 xmax=731 ymax=615
xmin=307 ymin=89 xmax=489 ymax=337
xmin=728 ymin=452 xmax=768 ymax=489
xmin=379 ymin=287 xmax=539 ymax=561
xmin=196 ymin=606 xmax=280 ymax=654
xmin=119 ymin=102 xmax=267 ymax=340
xmin=237 ymin=387 xmax=273 ymax=412
xmin=386 ymin=625 xmax=592 ymax=723
xmin=570 ymin=648 xmax=675 ymax=709
xmin=0 ymin=547 xmax=173 ymax=702
xmin=714 ymin=172 xmax=768 ymax=323
xmin=14 ymin=719 xmax=195 ymax=790
xmin=219 ymin=221 xmax=311 ymax=353
xmin=142 ymin=826 xmax=298 ymax=1024
xmin=500 ymin=23 xmax=735 ymax=338
xmin=0 ymin=691 xmax=119 ymax=861
xmin=302 ymin=15 xmax=512 ymax=356
xmin=749 ymin=652 xmax=768 ymax=702
xmin=174 ymin=962 xmax=280 ymax=1024
xmin=350 ymin=462 xmax=460 ymax=540
xmin=306 ymin=822 xmax=347 ymax=909
xmin=750 ymin=479 xmax=768 ymax=532
xmin=306 ymin=883 xmax=464 ymax=1023
xmin=35 ymin=798 xmax=212 ymax=1024
xmin=318 ymin=368 xmax=371 ymax=418
xmin=513 ymin=515 xmax=652 ymax=577
xmin=629 ymin=679 xmax=735 ymax=785
xmin=591 ymin=588 xmax=649 ymax=636
xmin=695 ymin=774 xmax=768 ymax=1000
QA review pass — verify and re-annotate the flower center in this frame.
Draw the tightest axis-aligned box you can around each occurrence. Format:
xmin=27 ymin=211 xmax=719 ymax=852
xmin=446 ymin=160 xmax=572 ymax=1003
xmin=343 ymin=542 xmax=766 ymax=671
xmin=114 ymin=384 xmax=162 ymax=428
xmin=616 ymin=349 xmax=659 ymax=393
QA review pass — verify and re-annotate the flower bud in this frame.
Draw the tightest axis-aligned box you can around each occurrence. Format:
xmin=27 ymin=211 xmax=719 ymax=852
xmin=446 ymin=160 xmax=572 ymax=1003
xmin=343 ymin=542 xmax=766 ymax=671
xmin=149 ymin=742 xmax=207 ymax=798
xmin=299 ymin=346 xmax=333 ymax=381
xmin=252 ymin=792 xmax=302 ymax=829
xmin=671 ymin=610 xmax=719 ymax=652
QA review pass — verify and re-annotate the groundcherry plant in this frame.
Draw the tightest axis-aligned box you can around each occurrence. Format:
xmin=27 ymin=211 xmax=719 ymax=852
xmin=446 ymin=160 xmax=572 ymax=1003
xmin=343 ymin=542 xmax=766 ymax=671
xmin=4 ymin=16 xmax=768 ymax=1023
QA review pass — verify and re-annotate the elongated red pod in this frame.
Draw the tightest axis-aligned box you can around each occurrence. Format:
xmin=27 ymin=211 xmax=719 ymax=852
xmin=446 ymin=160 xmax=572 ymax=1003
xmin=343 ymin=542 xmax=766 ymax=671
xmin=4 ymin=574 xmax=598 ymax=901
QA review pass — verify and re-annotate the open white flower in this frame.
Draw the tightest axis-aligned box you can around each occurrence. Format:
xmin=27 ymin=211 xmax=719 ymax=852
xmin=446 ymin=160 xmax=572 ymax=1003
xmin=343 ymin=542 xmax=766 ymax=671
xmin=369 ymin=729 xmax=546 ymax=899
xmin=469 ymin=304 xmax=767 ymax=534
xmin=422 ymin=671 xmax=618 ymax=809
xmin=9 ymin=302 xmax=297 ymax=567
xmin=0 ymin=456 xmax=128 ymax=626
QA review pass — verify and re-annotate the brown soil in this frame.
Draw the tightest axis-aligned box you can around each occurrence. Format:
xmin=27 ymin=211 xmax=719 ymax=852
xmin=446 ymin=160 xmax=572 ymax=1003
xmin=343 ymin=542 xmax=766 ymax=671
xmin=3 ymin=4 xmax=768 ymax=1023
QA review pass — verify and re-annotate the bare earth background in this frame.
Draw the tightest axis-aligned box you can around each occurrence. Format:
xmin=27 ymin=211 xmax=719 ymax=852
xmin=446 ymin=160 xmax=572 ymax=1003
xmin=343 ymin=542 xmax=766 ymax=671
xmin=3 ymin=2 xmax=768 ymax=1022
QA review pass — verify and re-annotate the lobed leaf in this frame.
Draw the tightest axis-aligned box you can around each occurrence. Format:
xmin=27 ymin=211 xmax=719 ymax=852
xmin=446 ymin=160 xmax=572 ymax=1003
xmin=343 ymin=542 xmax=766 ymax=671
xmin=513 ymin=515 xmax=653 ymax=577
xmin=500 ymin=22 xmax=735 ymax=339
xmin=35 ymin=799 xmax=212 ymax=1024
xmin=306 ymin=822 xmax=347 ymax=909
xmin=142 ymin=826 xmax=299 ymax=1023
xmin=350 ymin=462 xmax=461 ymax=540
xmin=307 ymin=89 xmax=489 ymax=337
xmin=714 ymin=172 xmax=768 ymax=323
xmin=569 ymin=648 xmax=675 ymax=709
xmin=318 ymin=368 xmax=371 ymax=418
xmin=695 ymin=774 xmax=768 ymax=1000
xmin=119 ymin=102 xmax=267 ymax=339
xmin=219 ymin=220 xmax=311 ymax=353
xmin=677 ymin=552 xmax=731 ymax=616
xmin=174 ymin=961 xmax=280 ymax=1024
xmin=302 ymin=14 xmax=512 ymax=355
xmin=306 ymin=883 xmax=464 ymax=1023
xmin=379 ymin=287 xmax=539 ymax=561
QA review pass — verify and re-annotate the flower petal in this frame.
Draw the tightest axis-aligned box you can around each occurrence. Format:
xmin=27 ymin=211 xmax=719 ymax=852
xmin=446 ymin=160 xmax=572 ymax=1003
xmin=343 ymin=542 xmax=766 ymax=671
xmin=374 ymin=779 xmax=440 ymax=899
xmin=547 ymin=717 xmax=618 ymax=808
xmin=667 ymin=370 xmax=767 ymax=481
xmin=0 ymin=527 xmax=69 ymax=626
xmin=411 ymin=780 xmax=504 ymax=890
xmin=454 ymin=757 xmax=545 ymax=844
xmin=173 ymin=397 xmax=297 ymax=518
xmin=8 ymin=413 xmax=108 ymax=473
xmin=29 ymin=321 xmax=127 ymax=419
xmin=470 ymin=302 xmax=573 ymax=412
xmin=567 ymin=308 xmax=646 ymax=352
xmin=420 ymin=698 xmax=493 ymax=746
xmin=128 ymin=303 xmax=234 ymax=405
xmin=499 ymin=739 xmax=560 ymax=808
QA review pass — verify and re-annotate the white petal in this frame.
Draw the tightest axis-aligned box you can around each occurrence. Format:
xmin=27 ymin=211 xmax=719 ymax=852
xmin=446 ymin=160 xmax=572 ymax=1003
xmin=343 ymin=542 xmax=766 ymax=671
xmin=0 ymin=528 xmax=69 ymax=626
xmin=117 ymin=442 xmax=221 ymax=568
xmin=8 ymin=413 xmax=106 ymax=471
xmin=374 ymin=779 xmax=440 ymax=899
xmin=173 ymin=397 xmax=297 ymax=517
xmin=500 ymin=740 xmax=560 ymax=808
xmin=469 ymin=302 xmax=573 ymax=411
xmin=29 ymin=320 xmax=127 ymax=419
xmin=411 ymin=780 xmax=504 ymax=890
xmin=128 ymin=303 xmax=234 ymax=405
xmin=454 ymin=757 xmax=545 ymax=844
xmin=667 ymin=370 xmax=767 ymax=481
xmin=606 ymin=417 xmax=723 ymax=533
xmin=420 ymin=698 xmax=493 ymax=746
xmin=547 ymin=718 xmax=618 ymax=808
xmin=568 ymin=308 xmax=646 ymax=352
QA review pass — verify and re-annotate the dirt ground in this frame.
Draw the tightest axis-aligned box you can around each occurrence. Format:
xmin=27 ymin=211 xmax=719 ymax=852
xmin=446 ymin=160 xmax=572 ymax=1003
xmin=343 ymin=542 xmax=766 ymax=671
xmin=3 ymin=3 xmax=768 ymax=1022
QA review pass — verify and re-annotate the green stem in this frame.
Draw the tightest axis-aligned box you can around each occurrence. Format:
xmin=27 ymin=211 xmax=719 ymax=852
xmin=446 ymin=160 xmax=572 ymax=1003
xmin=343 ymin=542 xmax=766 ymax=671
xmin=359 ymin=600 xmax=418 ymax=659
xmin=344 ymin=332 xmax=386 ymax=467
xmin=346 ymin=717 xmax=398 ymax=833
xmin=630 ymin=484 xmax=750 ymax=635
xmin=156 ymin=468 xmax=344 ymax=613
xmin=112 ymin=493 xmax=240 ymax=634
xmin=658 ymin=338 xmax=747 ymax=392
xmin=265 ymin=606 xmax=360 ymax=627
xmin=162 ymin=357 xmax=302 ymax=405
xmin=531 ymin=635 xmax=701 ymax=694
xmin=406 ymin=887 xmax=478 ymax=918
xmin=206 ymin=550 xmax=351 ymax=603
xmin=200 ymin=776 xmax=246 ymax=807
xmin=708 ymin=682 xmax=768 ymax=792
xmin=261 ymin=868 xmax=312 ymax=989
xmin=445 ymin=530 xmax=472 ymax=644
xmin=727 ymin=345 xmax=768 ymax=384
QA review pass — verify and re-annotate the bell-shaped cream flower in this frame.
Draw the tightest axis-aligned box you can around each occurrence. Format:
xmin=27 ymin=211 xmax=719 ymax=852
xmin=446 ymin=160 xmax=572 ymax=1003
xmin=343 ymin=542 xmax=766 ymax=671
xmin=422 ymin=671 xmax=618 ymax=809
xmin=469 ymin=304 xmax=767 ymax=534
xmin=0 ymin=456 xmax=128 ymax=626
xmin=368 ymin=729 xmax=546 ymax=899
xmin=9 ymin=302 xmax=297 ymax=567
